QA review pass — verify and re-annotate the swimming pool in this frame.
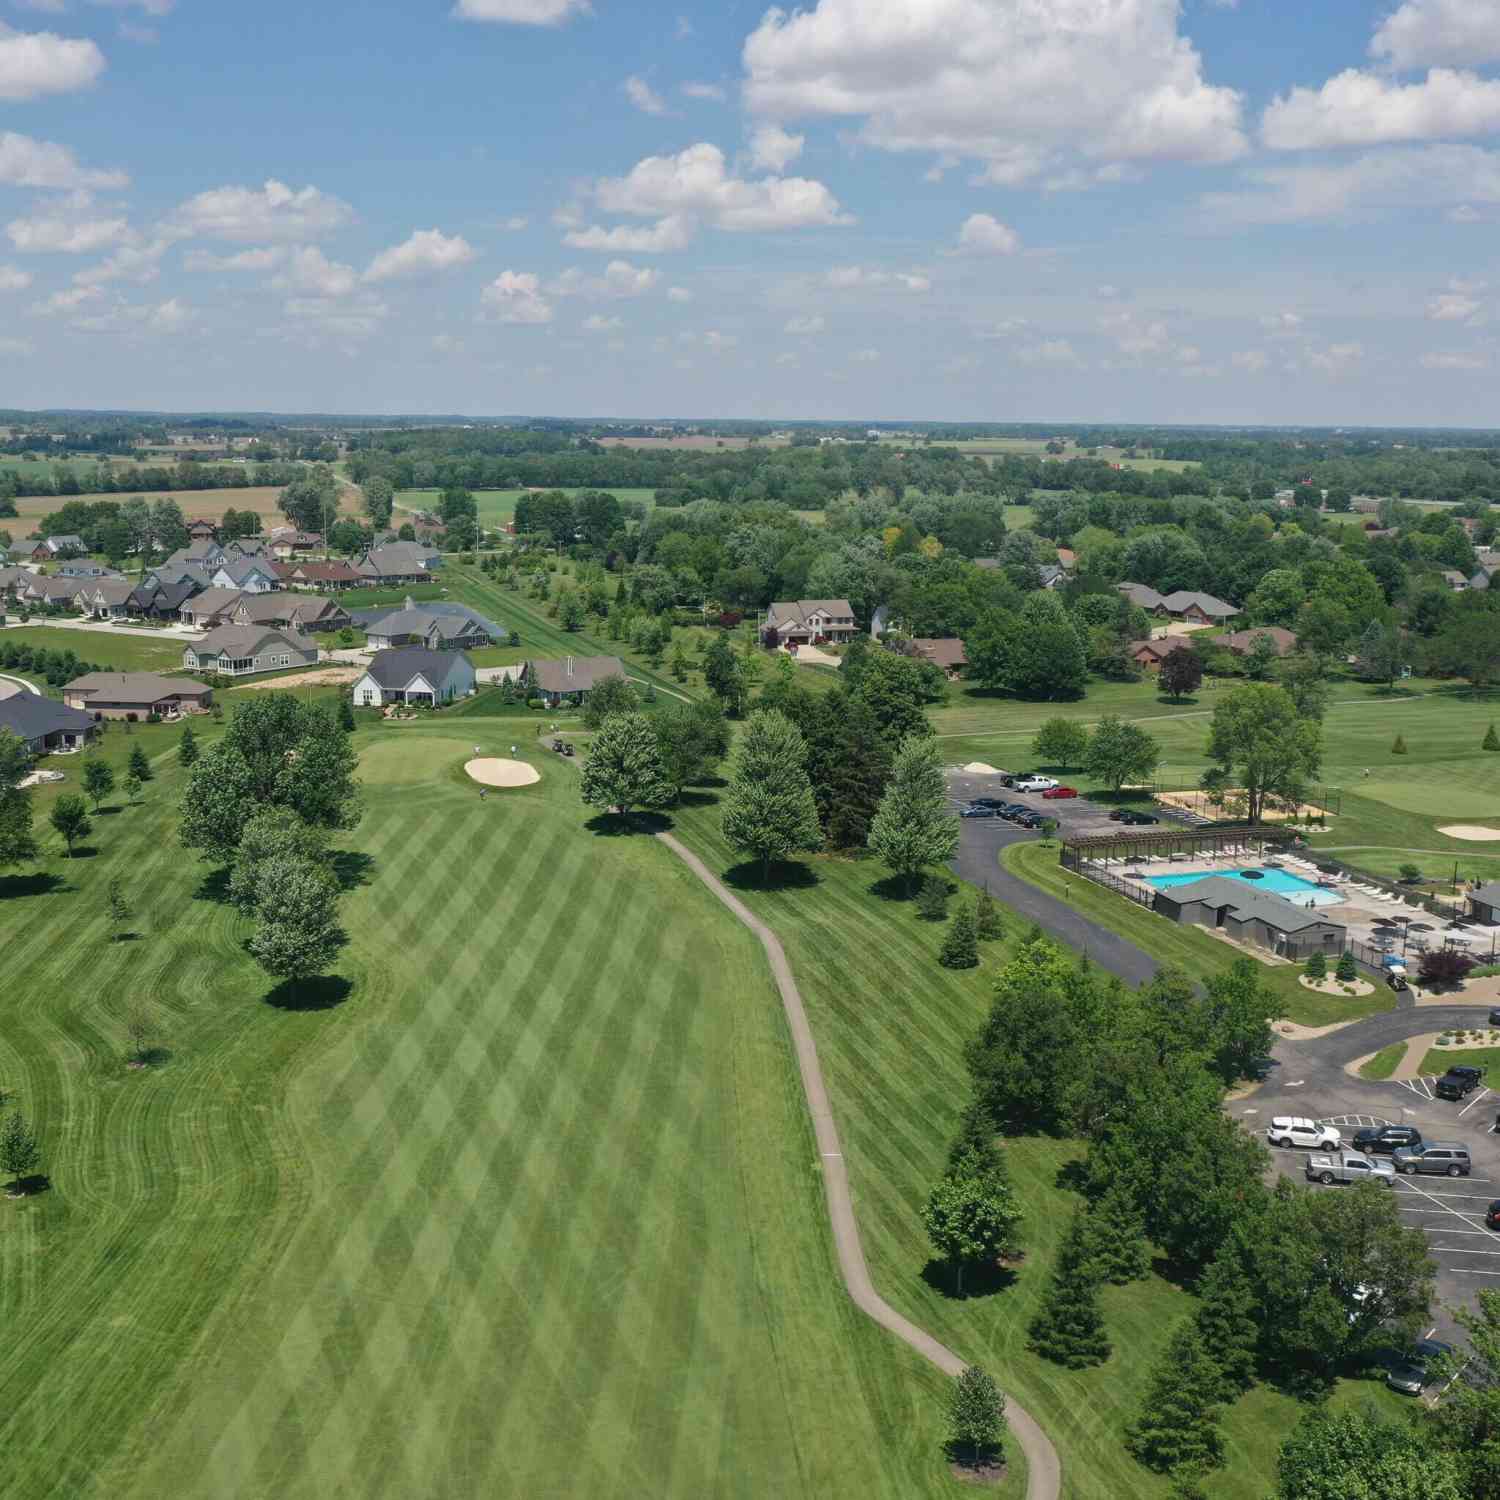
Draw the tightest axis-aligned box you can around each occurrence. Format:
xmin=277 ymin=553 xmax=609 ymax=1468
xmin=1144 ymin=867 xmax=1345 ymax=908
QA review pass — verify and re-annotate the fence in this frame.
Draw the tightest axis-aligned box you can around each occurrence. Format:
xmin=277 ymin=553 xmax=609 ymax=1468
xmin=1071 ymin=861 xmax=1155 ymax=910
xmin=1148 ymin=780 xmax=1343 ymax=824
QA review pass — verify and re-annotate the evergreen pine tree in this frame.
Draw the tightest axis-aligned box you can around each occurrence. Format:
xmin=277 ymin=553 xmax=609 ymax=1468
xmin=1083 ymin=1181 xmax=1151 ymax=1284
xmin=939 ymin=903 xmax=980 ymax=969
xmin=1124 ymin=1321 xmax=1226 ymax=1474
xmin=127 ymin=742 xmax=152 ymax=782
xmin=1305 ymin=950 xmax=1326 ymax=980
xmin=974 ymin=885 xmax=1004 ymax=941
xmin=1392 ymin=733 xmax=1407 ymax=754
xmin=916 ymin=874 xmax=950 ymax=920
xmin=337 ymin=698 xmax=356 ymax=732
xmin=1485 ymin=723 xmax=1499 ymax=752
xmin=1028 ymin=1210 xmax=1111 ymax=1368
xmin=178 ymin=721 xmax=199 ymax=768
xmin=1335 ymin=949 xmax=1357 ymax=982
xmin=1193 ymin=1245 xmax=1261 ymax=1398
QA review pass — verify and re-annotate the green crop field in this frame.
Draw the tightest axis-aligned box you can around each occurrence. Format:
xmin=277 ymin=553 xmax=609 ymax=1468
xmin=4 ymin=486 xmax=307 ymax=530
xmin=1 ymin=720 xmax=983 ymax=1500
xmin=395 ymin=488 xmax=657 ymax=532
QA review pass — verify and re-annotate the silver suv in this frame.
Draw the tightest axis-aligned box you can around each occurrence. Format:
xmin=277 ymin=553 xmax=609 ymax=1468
xmin=1392 ymin=1141 xmax=1472 ymax=1177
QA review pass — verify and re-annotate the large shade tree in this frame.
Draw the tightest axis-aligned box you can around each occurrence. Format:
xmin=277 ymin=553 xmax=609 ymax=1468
xmin=720 ymin=709 xmax=822 ymax=882
xmin=1203 ymin=683 xmax=1321 ymax=824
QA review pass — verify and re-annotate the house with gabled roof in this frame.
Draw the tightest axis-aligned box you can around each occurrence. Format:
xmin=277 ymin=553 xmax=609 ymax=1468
xmin=356 ymin=598 xmax=500 ymax=651
xmin=762 ymin=598 xmax=857 ymax=645
xmin=352 ymin=648 xmax=475 ymax=707
xmin=182 ymin=625 xmax=318 ymax=678
xmin=210 ymin=554 xmax=280 ymax=594
xmin=63 ymin=672 xmax=213 ymax=720
xmin=78 ymin=578 xmax=138 ymax=620
xmin=355 ymin=541 xmax=442 ymax=582
xmin=0 ymin=693 xmax=97 ymax=753
xmin=27 ymin=534 xmax=87 ymax=562
xmin=525 ymin=654 xmax=628 ymax=707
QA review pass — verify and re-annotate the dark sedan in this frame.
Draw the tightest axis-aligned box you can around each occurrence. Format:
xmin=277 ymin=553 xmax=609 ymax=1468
xmin=962 ymin=806 xmax=998 ymax=819
xmin=1116 ymin=809 xmax=1160 ymax=826
xmin=1386 ymin=1338 xmax=1456 ymax=1395
xmin=1488 ymin=1199 xmax=1500 ymax=1230
xmin=1353 ymin=1125 xmax=1422 ymax=1156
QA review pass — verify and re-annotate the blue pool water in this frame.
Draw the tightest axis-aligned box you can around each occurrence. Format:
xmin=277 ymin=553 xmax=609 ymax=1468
xmin=1144 ymin=867 xmax=1344 ymax=908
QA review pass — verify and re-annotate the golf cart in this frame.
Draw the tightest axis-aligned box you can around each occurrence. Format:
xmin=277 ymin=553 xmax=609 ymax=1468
xmin=1385 ymin=963 xmax=1409 ymax=993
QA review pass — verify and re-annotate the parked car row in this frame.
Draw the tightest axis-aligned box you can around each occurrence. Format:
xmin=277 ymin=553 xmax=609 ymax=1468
xmin=962 ymin=797 xmax=1046 ymax=829
xmin=1267 ymin=1117 xmax=1479 ymax=1178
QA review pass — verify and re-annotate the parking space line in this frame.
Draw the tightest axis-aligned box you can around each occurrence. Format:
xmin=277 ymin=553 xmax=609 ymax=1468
xmin=1394 ymin=1182 xmax=1494 ymax=1193
xmin=1455 ymin=1269 xmax=1500 ymax=1276
xmin=1458 ymin=1089 xmax=1493 ymax=1118
xmin=1433 ymin=1246 xmax=1500 ymax=1255
xmin=1393 ymin=1176 xmax=1487 ymax=1231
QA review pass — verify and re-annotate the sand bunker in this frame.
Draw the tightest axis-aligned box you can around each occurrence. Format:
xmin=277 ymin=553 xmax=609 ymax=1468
xmin=1439 ymin=824 xmax=1500 ymax=841
xmin=962 ymin=762 xmax=1004 ymax=775
xmin=466 ymin=757 xmax=540 ymax=788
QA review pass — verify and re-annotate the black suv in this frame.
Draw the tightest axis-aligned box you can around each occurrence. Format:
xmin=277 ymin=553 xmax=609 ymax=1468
xmin=969 ymin=798 xmax=1007 ymax=809
xmin=1435 ymin=1066 xmax=1485 ymax=1101
xmin=1352 ymin=1124 xmax=1422 ymax=1156
xmin=1116 ymin=809 xmax=1160 ymax=827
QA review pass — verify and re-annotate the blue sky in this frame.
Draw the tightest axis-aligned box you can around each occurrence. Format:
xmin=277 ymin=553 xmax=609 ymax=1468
xmin=1 ymin=0 xmax=1498 ymax=424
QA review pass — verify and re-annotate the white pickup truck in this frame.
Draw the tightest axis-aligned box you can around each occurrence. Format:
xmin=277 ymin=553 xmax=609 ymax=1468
xmin=1305 ymin=1151 xmax=1395 ymax=1186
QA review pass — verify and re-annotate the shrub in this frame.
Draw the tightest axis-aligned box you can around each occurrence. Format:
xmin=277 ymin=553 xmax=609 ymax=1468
xmin=1305 ymin=950 xmax=1326 ymax=980
xmin=1335 ymin=949 xmax=1357 ymax=983
xmin=1399 ymin=863 xmax=1422 ymax=883
xmin=917 ymin=875 xmax=950 ymax=921
xmin=1418 ymin=949 xmax=1477 ymax=984
xmin=1485 ymin=723 xmax=1499 ymax=751
xmin=1391 ymin=734 xmax=1407 ymax=754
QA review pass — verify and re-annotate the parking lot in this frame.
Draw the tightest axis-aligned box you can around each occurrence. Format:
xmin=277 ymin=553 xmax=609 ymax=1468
xmin=1246 ymin=1048 xmax=1500 ymax=1345
xmin=945 ymin=766 xmax=1127 ymax=839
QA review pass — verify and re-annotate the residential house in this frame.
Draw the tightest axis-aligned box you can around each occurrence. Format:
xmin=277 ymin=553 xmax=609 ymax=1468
xmin=1210 ymin=626 xmax=1298 ymax=658
xmin=267 ymin=527 xmax=322 ymax=560
xmin=183 ymin=625 xmax=318 ymax=678
xmin=228 ymin=592 xmax=351 ymax=634
xmin=128 ymin=577 xmax=199 ymax=621
xmin=1056 ymin=548 xmax=1077 ymax=569
xmin=1129 ymin=637 xmax=1193 ymax=670
xmin=1158 ymin=590 xmax=1241 ymax=624
xmin=179 ymin=586 xmax=249 ymax=629
xmin=1442 ymin=569 xmax=1470 ymax=592
xmin=908 ymin=638 xmax=969 ymax=677
xmin=762 ymin=598 xmax=858 ymax=645
xmin=525 ymin=654 xmax=628 ymax=707
xmin=357 ymin=599 xmax=500 ymax=651
xmin=186 ymin=518 xmax=218 ymax=541
xmin=1467 ymin=882 xmax=1500 ymax=925
xmin=355 ymin=541 xmax=443 ymax=583
xmin=1038 ymin=563 xmax=1069 ymax=590
xmin=0 ymin=565 xmax=33 ymax=599
xmin=0 ymin=693 xmax=97 ymax=753
xmin=27 ymin=534 xmax=87 ymax=562
xmin=56 ymin=561 xmax=123 ymax=580
xmin=210 ymin=554 xmax=280 ymax=594
xmin=63 ymin=671 xmax=214 ymax=720
xmin=1149 ymin=875 xmax=1345 ymax=958
xmin=77 ymin=578 xmax=138 ymax=620
xmin=165 ymin=539 xmax=227 ymax=569
xmin=287 ymin=559 xmax=363 ymax=591
xmin=21 ymin=574 xmax=85 ymax=609
xmin=351 ymin=648 xmax=476 ymax=707
xmin=1117 ymin=581 xmax=1167 ymax=611
xmin=144 ymin=560 xmax=212 ymax=595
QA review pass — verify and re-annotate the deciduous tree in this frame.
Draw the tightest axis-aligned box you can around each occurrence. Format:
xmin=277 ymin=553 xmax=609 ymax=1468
xmin=868 ymin=736 xmax=959 ymax=893
xmin=0 ymin=1108 xmax=41 ymax=1191
xmin=1032 ymin=716 xmax=1090 ymax=768
xmin=0 ymin=727 xmax=37 ymax=871
xmin=1157 ymin=647 xmax=1203 ymax=702
xmin=948 ymin=1367 xmax=1006 ymax=1470
xmin=580 ymin=711 xmax=673 ymax=819
xmin=81 ymin=757 xmax=114 ymax=810
xmin=1083 ymin=714 xmax=1160 ymax=793
xmin=105 ymin=875 xmax=132 ymax=941
xmin=1275 ymin=1409 xmax=1464 ymax=1500
xmin=247 ymin=855 xmax=343 ymax=984
xmin=922 ymin=1169 xmax=1021 ymax=1296
xmin=50 ymin=794 xmax=90 ymax=857
xmin=1204 ymin=683 xmax=1321 ymax=824
xmin=721 ymin=710 xmax=822 ymax=882
xmin=581 ymin=674 xmax=639 ymax=730
xmin=229 ymin=808 xmax=330 ymax=916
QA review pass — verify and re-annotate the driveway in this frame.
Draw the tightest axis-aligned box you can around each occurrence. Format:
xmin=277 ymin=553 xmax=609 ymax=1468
xmin=0 ymin=617 xmax=204 ymax=643
xmin=946 ymin=768 xmax=1160 ymax=987
xmin=0 ymin=673 xmax=40 ymax=698
xmin=1243 ymin=1028 xmax=1500 ymax=1346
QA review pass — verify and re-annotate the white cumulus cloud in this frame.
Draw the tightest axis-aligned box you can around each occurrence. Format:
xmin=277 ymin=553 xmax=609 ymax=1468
xmin=0 ymin=22 xmax=106 ymax=101
xmin=549 ymin=259 xmax=660 ymax=299
xmin=955 ymin=212 xmax=1021 ymax=255
xmin=741 ymin=0 xmax=1246 ymax=186
xmin=481 ymin=269 xmax=553 ymax=323
xmin=169 ymin=179 xmax=354 ymax=242
xmin=624 ymin=75 xmax=669 ymax=116
xmin=7 ymin=199 xmax=130 ymax=254
xmin=364 ymin=228 xmax=476 ymax=282
xmin=273 ymin=246 xmax=359 ymax=298
xmin=825 ymin=264 xmax=930 ymax=291
xmin=1262 ymin=68 xmax=1500 ymax=151
xmin=183 ymin=246 xmax=286 ymax=272
xmin=784 ymin=314 xmax=825 ymax=334
xmin=1371 ymin=0 xmax=1500 ymax=70
xmin=748 ymin=124 xmax=804 ymax=172
xmin=0 ymin=264 xmax=31 ymax=292
xmin=563 ymin=215 xmax=695 ymax=253
xmin=1427 ymin=288 xmax=1484 ymax=321
xmin=0 ymin=131 xmax=127 ymax=191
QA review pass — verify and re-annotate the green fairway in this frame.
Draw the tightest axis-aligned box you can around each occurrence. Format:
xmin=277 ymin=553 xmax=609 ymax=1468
xmin=2 ymin=721 xmax=989 ymax=1500
xmin=1 ymin=625 xmax=191 ymax=675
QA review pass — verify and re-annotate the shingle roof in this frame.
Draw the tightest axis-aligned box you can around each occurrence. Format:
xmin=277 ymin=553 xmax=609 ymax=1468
xmin=765 ymin=599 xmax=855 ymax=628
xmin=214 ymin=555 xmax=277 ymax=586
xmin=1159 ymin=590 xmax=1240 ymax=618
xmin=363 ymin=647 xmax=472 ymax=691
xmin=183 ymin=586 xmax=246 ymax=618
xmin=1118 ymin=582 xmax=1166 ymax=609
xmin=0 ymin=693 xmax=95 ymax=742
xmin=1212 ymin=626 xmax=1297 ymax=656
xmin=1155 ymin=875 xmax=1342 ymax=933
xmin=193 ymin=624 xmax=316 ymax=657
xmin=1470 ymin=882 xmax=1500 ymax=907
xmin=527 ymin=655 xmax=627 ymax=695
xmin=65 ymin=671 xmax=210 ymax=704
xmin=911 ymin=638 xmax=968 ymax=669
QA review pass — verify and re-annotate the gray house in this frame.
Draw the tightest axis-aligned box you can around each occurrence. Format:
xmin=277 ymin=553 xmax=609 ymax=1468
xmin=357 ymin=599 xmax=501 ymax=651
xmin=1467 ymin=882 xmax=1500 ymax=925
xmin=0 ymin=693 xmax=97 ymax=753
xmin=355 ymin=542 xmax=442 ymax=583
xmin=183 ymin=625 xmax=318 ymax=678
xmin=525 ymin=654 xmax=628 ymax=707
xmin=210 ymin=555 xmax=280 ymax=594
xmin=352 ymin=648 xmax=475 ymax=707
xmin=1150 ymin=875 xmax=1345 ymax=957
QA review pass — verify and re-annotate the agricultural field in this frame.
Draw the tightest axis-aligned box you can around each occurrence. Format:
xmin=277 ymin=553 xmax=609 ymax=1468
xmin=0 ymin=625 xmax=191 ymax=675
xmin=1 ymin=719 xmax=973 ymax=1500
xmin=394 ymin=487 xmax=657 ymax=532
xmin=4 ymin=486 xmax=313 ymax=532
xmin=593 ymin=435 xmax=787 ymax=451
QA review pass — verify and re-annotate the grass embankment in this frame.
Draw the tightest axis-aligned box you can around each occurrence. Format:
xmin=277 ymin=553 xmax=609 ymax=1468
xmin=661 ymin=790 xmax=1402 ymax=1500
xmin=1418 ymin=1045 xmax=1500 ymax=1082
xmin=1 ymin=625 xmax=191 ymax=676
xmin=1359 ymin=1043 xmax=1409 ymax=1081
xmin=3 ymin=721 xmax=976 ymax=1500
xmin=1001 ymin=841 xmax=1387 ymax=1027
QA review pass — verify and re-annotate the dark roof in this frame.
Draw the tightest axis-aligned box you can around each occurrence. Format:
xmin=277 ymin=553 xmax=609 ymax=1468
xmin=1154 ymin=875 xmax=1342 ymax=933
xmin=1471 ymin=882 xmax=1500 ymax=907
xmin=363 ymin=647 xmax=472 ymax=691
xmin=355 ymin=600 xmax=502 ymax=639
xmin=0 ymin=693 xmax=96 ymax=742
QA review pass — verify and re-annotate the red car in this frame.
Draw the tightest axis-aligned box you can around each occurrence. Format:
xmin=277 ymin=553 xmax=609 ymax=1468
xmin=1042 ymin=786 xmax=1079 ymax=800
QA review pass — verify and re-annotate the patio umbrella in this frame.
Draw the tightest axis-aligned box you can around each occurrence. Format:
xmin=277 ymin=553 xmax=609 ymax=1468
xmin=1315 ymin=863 xmax=1342 ymax=875
xmin=1410 ymin=922 xmax=1435 ymax=932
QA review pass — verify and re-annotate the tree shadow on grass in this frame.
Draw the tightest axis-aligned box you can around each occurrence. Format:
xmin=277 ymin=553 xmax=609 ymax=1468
xmin=920 ymin=1257 xmax=1019 ymax=1301
xmin=193 ymin=866 xmax=232 ymax=904
xmin=0 ymin=872 xmax=67 ymax=900
xmin=331 ymin=850 xmax=376 ymax=892
xmin=264 ymin=975 xmax=353 ymax=1012
xmin=1155 ymin=694 xmax=1199 ymax=708
xmin=868 ymin=873 xmax=920 ymax=903
xmin=4 ymin=1175 xmax=52 ymax=1199
xmin=584 ymin=810 xmax=675 ymax=837
xmin=1053 ymin=1157 xmax=1091 ymax=1194
xmin=62 ymin=847 xmax=100 ymax=860
xmin=675 ymin=788 xmax=722 ymax=810
xmin=94 ymin=805 xmax=125 ymax=817
xmin=127 ymin=1046 xmax=173 ymax=1069
xmin=721 ymin=859 xmax=820 ymax=893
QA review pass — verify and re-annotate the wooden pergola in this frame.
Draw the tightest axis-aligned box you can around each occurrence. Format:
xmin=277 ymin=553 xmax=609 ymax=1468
xmin=1060 ymin=823 xmax=1291 ymax=872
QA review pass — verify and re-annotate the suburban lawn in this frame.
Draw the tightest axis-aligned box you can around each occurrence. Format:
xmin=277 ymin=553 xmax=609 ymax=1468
xmin=1359 ymin=1043 xmax=1408 ymax=1081
xmin=0 ymin=624 xmax=193 ymax=675
xmin=660 ymin=789 xmax=1405 ymax=1500
xmin=1000 ymin=841 xmax=1387 ymax=1027
xmin=1419 ymin=1044 xmax=1500 ymax=1082
xmin=1 ymin=721 xmax=985 ymax=1500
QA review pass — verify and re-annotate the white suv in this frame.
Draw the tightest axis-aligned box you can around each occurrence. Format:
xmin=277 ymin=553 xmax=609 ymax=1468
xmin=1267 ymin=1116 xmax=1341 ymax=1150
xmin=1014 ymin=775 xmax=1059 ymax=792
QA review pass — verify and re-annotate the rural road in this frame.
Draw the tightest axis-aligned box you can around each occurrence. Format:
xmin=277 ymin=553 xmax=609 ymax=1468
xmin=657 ymin=829 xmax=1062 ymax=1500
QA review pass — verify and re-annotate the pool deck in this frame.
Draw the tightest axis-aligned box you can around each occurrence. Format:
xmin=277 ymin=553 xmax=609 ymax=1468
xmin=1084 ymin=847 xmax=1491 ymax=959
